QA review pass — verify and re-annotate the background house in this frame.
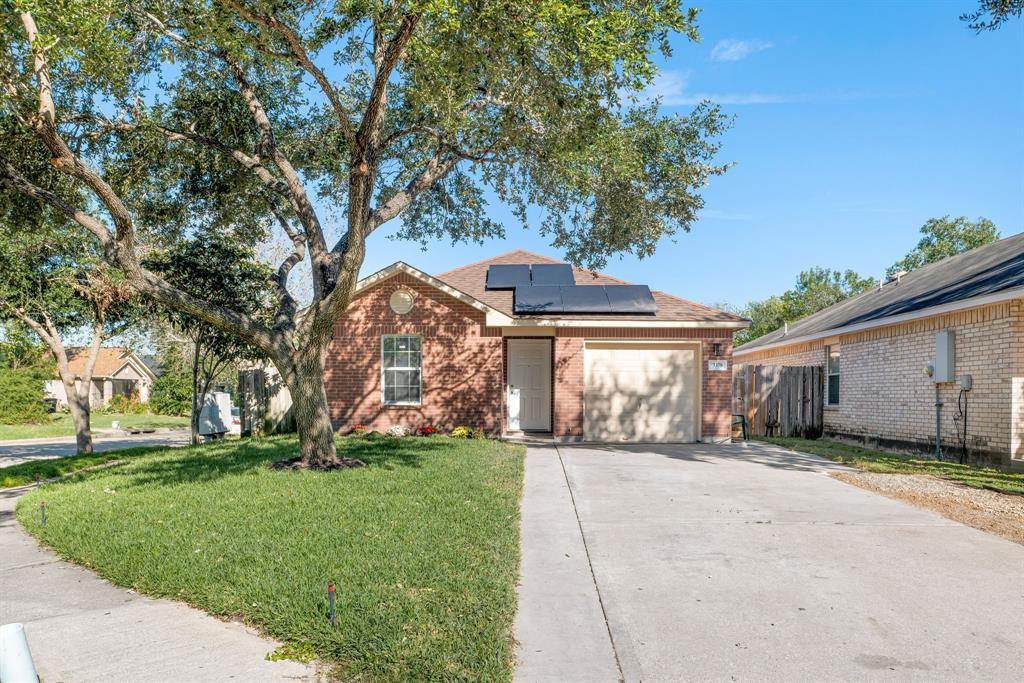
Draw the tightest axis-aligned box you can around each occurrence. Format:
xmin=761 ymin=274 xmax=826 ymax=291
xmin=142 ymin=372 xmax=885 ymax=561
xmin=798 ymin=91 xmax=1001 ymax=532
xmin=734 ymin=233 xmax=1024 ymax=470
xmin=45 ymin=347 xmax=156 ymax=409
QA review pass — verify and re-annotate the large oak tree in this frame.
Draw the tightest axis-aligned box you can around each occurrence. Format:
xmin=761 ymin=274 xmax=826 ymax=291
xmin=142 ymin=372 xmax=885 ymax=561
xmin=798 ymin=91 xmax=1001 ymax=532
xmin=1 ymin=1 xmax=730 ymax=467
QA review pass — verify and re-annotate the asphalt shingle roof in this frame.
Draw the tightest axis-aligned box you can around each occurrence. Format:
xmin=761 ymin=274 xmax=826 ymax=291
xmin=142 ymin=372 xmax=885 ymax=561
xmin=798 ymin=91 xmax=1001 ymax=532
xmin=736 ymin=232 xmax=1024 ymax=353
xmin=434 ymin=250 xmax=745 ymax=323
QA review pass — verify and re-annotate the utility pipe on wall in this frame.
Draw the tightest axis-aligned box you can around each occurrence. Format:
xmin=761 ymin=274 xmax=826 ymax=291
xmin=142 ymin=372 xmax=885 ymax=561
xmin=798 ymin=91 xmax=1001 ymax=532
xmin=934 ymin=384 xmax=943 ymax=460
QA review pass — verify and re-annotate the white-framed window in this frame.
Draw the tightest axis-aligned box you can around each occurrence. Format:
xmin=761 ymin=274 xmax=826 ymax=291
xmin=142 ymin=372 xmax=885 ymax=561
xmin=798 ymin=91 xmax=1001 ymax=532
xmin=826 ymin=345 xmax=840 ymax=406
xmin=381 ymin=335 xmax=421 ymax=405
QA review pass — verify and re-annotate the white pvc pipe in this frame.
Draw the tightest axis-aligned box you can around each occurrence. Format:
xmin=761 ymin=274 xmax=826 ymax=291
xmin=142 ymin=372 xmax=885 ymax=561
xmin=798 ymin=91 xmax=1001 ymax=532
xmin=0 ymin=623 xmax=39 ymax=683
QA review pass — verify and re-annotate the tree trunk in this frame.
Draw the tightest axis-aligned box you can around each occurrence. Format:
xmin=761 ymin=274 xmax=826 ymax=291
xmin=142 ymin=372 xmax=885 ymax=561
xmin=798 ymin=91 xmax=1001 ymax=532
xmin=190 ymin=336 xmax=202 ymax=445
xmin=279 ymin=343 xmax=338 ymax=467
xmin=66 ymin=381 xmax=93 ymax=455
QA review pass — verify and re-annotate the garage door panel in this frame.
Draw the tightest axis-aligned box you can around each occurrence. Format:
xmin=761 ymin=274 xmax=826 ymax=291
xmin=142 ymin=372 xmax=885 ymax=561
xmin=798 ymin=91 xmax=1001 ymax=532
xmin=584 ymin=343 xmax=699 ymax=442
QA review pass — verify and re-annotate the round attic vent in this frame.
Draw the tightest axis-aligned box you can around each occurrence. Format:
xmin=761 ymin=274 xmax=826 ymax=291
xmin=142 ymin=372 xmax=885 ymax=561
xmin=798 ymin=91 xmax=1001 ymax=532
xmin=389 ymin=289 xmax=414 ymax=315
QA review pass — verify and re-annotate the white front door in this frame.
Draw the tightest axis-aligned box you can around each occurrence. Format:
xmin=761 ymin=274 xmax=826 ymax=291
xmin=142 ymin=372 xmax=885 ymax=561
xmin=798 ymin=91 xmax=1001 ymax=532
xmin=507 ymin=339 xmax=552 ymax=431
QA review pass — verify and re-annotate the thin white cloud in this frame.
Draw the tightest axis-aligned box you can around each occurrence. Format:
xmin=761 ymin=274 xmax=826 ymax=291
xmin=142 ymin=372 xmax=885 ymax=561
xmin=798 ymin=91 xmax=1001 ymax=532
xmin=710 ymin=39 xmax=774 ymax=62
xmin=642 ymin=70 xmax=791 ymax=106
xmin=700 ymin=209 xmax=759 ymax=221
xmin=642 ymin=70 xmax=892 ymax=107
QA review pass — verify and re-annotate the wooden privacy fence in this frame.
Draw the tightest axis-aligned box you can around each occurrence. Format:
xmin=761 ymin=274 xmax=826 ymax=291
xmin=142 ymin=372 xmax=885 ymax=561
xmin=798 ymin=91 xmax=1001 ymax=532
xmin=733 ymin=365 xmax=823 ymax=438
xmin=238 ymin=367 xmax=295 ymax=436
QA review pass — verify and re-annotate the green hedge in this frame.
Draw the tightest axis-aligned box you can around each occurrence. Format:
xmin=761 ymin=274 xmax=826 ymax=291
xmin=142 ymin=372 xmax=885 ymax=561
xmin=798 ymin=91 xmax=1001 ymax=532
xmin=0 ymin=368 xmax=50 ymax=424
xmin=149 ymin=371 xmax=192 ymax=417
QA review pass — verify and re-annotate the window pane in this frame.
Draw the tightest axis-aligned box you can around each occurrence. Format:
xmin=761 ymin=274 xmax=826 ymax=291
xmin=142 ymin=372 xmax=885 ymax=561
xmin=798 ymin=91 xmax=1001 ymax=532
xmin=408 ymin=385 xmax=421 ymax=402
xmin=383 ymin=350 xmax=397 ymax=368
xmin=395 ymin=337 xmax=411 ymax=351
xmin=828 ymin=376 xmax=840 ymax=405
xmin=393 ymin=385 xmax=410 ymax=403
xmin=828 ymin=349 xmax=840 ymax=374
xmin=409 ymin=337 xmax=420 ymax=351
xmin=383 ymin=336 xmax=395 ymax=352
xmin=383 ymin=384 xmax=396 ymax=403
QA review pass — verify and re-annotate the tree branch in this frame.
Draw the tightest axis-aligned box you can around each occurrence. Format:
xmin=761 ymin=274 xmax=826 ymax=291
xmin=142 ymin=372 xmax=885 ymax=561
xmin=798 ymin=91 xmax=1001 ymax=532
xmin=218 ymin=0 xmax=357 ymax=149
xmin=0 ymin=156 xmax=279 ymax=353
xmin=357 ymin=12 xmax=420 ymax=154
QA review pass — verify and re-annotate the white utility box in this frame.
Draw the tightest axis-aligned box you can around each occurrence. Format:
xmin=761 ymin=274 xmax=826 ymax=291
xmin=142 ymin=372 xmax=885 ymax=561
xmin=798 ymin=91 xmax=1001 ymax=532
xmin=933 ymin=330 xmax=955 ymax=383
xmin=198 ymin=391 xmax=231 ymax=437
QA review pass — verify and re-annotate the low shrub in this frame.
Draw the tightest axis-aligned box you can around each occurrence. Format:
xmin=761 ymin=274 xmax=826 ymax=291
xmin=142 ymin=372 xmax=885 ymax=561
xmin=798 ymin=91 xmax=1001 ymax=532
xmin=0 ymin=368 xmax=49 ymax=424
xmin=350 ymin=424 xmax=369 ymax=436
xmin=418 ymin=425 xmax=439 ymax=436
xmin=149 ymin=372 xmax=191 ymax=416
xmin=451 ymin=425 xmax=487 ymax=439
xmin=385 ymin=424 xmax=410 ymax=437
xmin=105 ymin=392 xmax=147 ymax=415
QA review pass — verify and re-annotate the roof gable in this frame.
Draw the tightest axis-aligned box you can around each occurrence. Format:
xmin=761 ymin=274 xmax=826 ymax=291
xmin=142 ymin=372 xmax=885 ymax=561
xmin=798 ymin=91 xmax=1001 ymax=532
xmin=65 ymin=347 xmax=157 ymax=381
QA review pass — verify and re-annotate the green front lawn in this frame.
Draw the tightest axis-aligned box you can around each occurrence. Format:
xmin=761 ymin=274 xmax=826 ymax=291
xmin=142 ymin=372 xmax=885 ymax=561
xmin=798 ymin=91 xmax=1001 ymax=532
xmin=16 ymin=436 xmax=525 ymax=681
xmin=1 ymin=445 xmax=166 ymax=489
xmin=760 ymin=436 xmax=1024 ymax=495
xmin=0 ymin=413 xmax=188 ymax=441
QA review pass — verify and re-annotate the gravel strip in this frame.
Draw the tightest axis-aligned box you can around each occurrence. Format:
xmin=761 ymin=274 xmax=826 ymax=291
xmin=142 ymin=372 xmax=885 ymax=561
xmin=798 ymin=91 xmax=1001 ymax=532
xmin=832 ymin=471 xmax=1024 ymax=546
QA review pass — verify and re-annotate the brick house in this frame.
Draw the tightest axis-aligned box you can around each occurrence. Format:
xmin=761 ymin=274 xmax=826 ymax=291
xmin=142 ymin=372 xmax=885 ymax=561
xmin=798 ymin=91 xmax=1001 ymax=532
xmin=323 ymin=250 xmax=748 ymax=442
xmin=733 ymin=233 xmax=1024 ymax=470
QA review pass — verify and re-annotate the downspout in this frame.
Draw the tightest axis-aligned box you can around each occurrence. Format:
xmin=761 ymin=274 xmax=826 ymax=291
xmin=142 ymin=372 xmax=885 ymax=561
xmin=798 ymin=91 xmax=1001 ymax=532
xmin=934 ymin=384 xmax=943 ymax=460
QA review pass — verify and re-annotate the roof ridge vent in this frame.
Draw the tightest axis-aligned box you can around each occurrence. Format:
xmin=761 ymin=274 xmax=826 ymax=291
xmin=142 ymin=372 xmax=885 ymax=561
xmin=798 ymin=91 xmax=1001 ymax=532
xmin=886 ymin=270 xmax=909 ymax=285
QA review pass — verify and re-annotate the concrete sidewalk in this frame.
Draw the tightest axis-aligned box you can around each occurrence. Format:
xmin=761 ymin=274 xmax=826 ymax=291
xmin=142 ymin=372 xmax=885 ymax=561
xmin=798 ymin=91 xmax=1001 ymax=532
xmin=0 ymin=486 xmax=319 ymax=682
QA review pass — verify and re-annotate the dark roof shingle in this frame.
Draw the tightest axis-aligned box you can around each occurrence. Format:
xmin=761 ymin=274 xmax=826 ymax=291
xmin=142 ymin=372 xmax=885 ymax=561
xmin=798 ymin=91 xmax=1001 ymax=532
xmin=736 ymin=231 xmax=1024 ymax=353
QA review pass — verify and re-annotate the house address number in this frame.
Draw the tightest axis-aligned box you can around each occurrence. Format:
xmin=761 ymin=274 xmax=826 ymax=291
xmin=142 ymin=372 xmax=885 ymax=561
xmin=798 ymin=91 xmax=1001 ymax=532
xmin=707 ymin=360 xmax=728 ymax=372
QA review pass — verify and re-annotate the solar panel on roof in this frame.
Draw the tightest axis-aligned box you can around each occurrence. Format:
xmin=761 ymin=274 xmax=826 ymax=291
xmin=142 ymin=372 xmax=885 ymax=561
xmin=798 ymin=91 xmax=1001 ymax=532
xmin=559 ymin=285 xmax=611 ymax=313
xmin=513 ymin=285 xmax=563 ymax=313
xmin=486 ymin=264 xmax=531 ymax=290
xmin=531 ymin=263 xmax=576 ymax=286
xmin=604 ymin=285 xmax=658 ymax=314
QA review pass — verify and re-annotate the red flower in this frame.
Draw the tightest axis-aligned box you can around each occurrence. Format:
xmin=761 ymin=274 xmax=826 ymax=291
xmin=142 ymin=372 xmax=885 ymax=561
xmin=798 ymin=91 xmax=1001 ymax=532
xmin=418 ymin=425 xmax=439 ymax=436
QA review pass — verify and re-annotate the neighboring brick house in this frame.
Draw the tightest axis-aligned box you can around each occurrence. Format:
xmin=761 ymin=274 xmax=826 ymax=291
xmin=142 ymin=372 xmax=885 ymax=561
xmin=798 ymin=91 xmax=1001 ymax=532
xmin=323 ymin=250 xmax=748 ymax=442
xmin=734 ymin=233 xmax=1024 ymax=470
xmin=44 ymin=347 xmax=156 ymax=408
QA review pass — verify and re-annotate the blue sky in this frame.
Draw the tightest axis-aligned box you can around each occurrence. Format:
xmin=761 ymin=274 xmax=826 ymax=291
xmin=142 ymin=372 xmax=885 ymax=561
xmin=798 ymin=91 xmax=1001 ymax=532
xmin=359 ymin=0 xmax=1023 ymax=309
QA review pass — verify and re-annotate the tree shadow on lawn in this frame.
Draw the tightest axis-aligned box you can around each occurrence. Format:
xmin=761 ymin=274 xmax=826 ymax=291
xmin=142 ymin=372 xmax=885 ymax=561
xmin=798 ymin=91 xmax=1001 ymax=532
xmin=90 ymin=436 xmax=459 ymax=490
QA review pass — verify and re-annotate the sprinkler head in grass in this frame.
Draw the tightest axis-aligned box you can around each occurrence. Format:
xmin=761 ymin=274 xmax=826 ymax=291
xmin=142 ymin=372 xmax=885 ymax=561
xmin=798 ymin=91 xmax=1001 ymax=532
xmin=327 ymin=581 xmax=336 ymax=626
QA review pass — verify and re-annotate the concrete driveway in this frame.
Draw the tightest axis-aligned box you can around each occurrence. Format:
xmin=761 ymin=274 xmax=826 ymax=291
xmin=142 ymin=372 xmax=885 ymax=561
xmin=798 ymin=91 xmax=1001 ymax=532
xmin=514 ymin=442 xmax=1024 ymax=682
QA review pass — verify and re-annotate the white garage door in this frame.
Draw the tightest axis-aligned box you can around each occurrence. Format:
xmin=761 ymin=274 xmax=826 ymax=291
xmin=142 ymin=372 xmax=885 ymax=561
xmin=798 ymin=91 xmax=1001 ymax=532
xmin=584 ymin=342 xmax=700 ymax=442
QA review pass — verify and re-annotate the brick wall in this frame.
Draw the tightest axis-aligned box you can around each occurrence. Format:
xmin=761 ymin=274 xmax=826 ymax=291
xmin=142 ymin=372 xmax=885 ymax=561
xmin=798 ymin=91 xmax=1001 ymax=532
xmin=326 ymin=273 xmax=503 ymax=434
xmin=736 ymin=301 xmax=1023 ymax=466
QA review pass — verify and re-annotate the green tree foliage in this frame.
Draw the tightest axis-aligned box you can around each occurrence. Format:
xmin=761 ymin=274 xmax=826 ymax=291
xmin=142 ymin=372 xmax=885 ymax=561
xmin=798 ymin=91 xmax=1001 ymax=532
xmin=961 ymin=0 xmax=1023 ymax=31
xmin=0 ymin=367 xmax=49 ymax=424
xmin=735 ymin=268 xmax=876 ymax=347
xmin=149 ymin=370 xmax=193 ymax=417
xmin=886 ymin=216 xmax=1000 ymax=277
xmin=1 ymin=1 xmax=731 ymax=465
xmin=0 ymin=321 xmax=50 ymax=370
xmin=144 ymin=230 xmax=271 ymax=441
